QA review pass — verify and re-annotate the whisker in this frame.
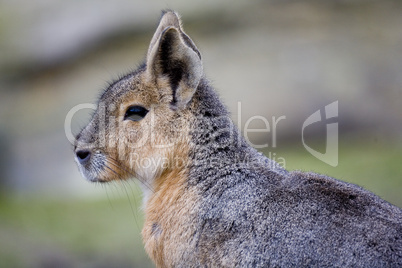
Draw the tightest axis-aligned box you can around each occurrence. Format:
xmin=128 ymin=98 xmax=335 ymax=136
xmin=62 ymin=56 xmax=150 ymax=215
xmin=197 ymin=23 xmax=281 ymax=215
xmin=106 ymin=157 xmax=155 ymax=194
xmin=119 ymin=180 xmax=139 ymax=227
xmin=122 ymin=179 xmax=139 ymax=207
xmin=93 ymin=157 xmax=106 ymax=179
xmin=103 ymin=163 xmax=120 ymax=178
xmin=108 ymin=180 xmax=120 ymax=198
xmin=105 ymin=157 xmax=166 ymax=207
xmin=104 ymin=185 xmax=114 ymax=210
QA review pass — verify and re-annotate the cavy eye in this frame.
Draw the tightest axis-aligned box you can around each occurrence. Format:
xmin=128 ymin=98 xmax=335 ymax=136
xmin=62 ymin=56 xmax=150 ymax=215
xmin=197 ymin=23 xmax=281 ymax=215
xmin=124 ymin=105 xmax=149 ymax=121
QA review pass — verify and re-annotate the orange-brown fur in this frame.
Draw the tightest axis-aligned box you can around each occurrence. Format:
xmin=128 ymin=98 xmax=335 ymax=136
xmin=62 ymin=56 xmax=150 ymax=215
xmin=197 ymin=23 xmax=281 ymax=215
xmin=142 ymin=162 xmax=200 ymax=267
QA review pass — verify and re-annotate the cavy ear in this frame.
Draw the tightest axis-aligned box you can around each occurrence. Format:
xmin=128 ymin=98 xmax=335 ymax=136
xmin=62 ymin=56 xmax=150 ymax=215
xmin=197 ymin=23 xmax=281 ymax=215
xmin=146 ymin=11 xmax=203 ymax=109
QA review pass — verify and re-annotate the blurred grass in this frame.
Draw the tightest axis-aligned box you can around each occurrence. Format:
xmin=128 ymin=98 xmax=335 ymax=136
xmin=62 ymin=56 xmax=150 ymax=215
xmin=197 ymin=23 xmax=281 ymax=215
xmin=0 ymin=140 xmax=401 ymax=267
xmin=0 ymin=185 xmax=153 ymax=268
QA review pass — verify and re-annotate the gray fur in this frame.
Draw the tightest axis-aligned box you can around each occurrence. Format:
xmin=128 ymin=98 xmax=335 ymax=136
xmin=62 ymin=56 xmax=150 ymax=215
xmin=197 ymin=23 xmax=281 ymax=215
xmin=186 ymin=79 xmax=401 ymax=267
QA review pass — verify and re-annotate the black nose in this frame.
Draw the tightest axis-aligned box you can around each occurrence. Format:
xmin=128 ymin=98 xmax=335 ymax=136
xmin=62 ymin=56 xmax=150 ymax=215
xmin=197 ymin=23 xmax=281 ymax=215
xmin=76 ymin=150 xmax=91 ymax=164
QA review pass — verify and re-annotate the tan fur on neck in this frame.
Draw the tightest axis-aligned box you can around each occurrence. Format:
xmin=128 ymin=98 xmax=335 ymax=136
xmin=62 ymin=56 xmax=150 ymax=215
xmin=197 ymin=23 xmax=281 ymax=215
xmin=142 ymin=142 xmax=200 ymax=267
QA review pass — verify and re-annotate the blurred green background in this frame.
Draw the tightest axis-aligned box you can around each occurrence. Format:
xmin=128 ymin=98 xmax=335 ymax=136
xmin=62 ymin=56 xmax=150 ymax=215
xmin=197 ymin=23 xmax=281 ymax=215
xmin=0 ymin=0 xmax=401 ymax=267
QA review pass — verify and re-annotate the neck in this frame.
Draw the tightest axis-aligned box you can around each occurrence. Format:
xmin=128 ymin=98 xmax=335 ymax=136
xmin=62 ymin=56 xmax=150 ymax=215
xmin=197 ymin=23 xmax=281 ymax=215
xmin=141 ymin=150 xmax=199 ymax=267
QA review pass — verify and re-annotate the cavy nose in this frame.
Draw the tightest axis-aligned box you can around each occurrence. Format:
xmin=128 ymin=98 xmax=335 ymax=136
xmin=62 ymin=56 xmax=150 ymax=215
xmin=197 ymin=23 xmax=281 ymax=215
xmin=76 ymin=150 xmax=91 ymax=165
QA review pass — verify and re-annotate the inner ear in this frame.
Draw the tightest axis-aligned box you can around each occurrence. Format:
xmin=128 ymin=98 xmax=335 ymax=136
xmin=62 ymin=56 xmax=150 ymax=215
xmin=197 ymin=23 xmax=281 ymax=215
xmin=158 ymin=29 xmax=186 ymax=93
xmin=146 ymin=24 xmax=203 ymax=109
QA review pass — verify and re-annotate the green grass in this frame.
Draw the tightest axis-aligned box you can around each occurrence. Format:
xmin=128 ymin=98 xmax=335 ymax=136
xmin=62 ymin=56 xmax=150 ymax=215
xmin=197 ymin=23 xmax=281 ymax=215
xmin=0 ymin=140 xmax=401 ymax=267
xmin=0 ymin=189 xmax=153 ymax=268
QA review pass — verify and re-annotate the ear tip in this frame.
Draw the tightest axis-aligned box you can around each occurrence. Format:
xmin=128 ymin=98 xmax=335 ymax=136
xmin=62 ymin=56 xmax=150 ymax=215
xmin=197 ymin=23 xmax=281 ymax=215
xmin=160 ymin=9 xmax=182 ymax=28
xmin=161 ymin=9 xmax=178 ymax=16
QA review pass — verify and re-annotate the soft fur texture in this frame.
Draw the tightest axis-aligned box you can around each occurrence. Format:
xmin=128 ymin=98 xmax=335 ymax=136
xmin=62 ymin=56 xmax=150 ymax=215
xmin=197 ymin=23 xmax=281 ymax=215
xmin=75 ymin=10 xmax=402 ymax=267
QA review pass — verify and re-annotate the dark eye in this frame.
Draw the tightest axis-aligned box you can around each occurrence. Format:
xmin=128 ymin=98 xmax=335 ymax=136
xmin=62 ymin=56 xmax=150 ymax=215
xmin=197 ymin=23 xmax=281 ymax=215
xmin=124 ymin=106 xmax=149 ymax=121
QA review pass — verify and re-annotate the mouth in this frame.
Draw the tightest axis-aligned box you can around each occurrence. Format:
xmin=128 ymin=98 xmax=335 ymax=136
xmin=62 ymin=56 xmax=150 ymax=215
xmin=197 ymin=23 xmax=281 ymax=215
xmin=88 ymin=177 xmax=109 ymax=183
xmin=75 ymin=155 xmax=104 ymax=182
xmin=75 ymin=152 xmax=126 ymax=183
xmin=77 ymin=165 xmax=111 ymax=183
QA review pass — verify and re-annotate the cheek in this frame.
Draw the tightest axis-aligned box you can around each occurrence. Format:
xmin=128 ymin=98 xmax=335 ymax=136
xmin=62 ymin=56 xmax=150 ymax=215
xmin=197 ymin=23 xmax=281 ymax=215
xmin=114 ymin=122 xmax=151 ymax=154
